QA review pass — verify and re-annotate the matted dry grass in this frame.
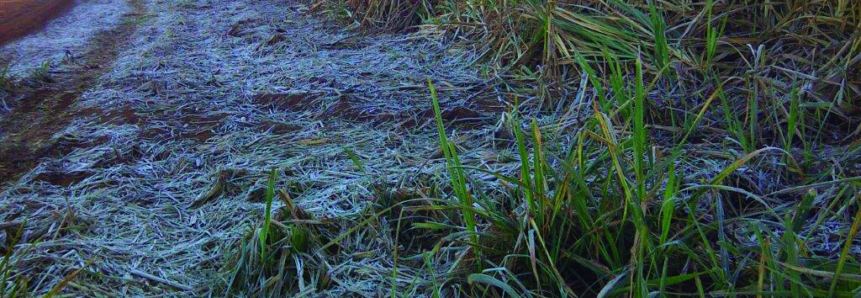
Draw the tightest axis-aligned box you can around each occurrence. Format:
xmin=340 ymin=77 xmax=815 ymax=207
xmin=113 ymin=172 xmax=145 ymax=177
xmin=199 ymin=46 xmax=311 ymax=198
xmin=1 ymin=0 xmax=494 ymax=296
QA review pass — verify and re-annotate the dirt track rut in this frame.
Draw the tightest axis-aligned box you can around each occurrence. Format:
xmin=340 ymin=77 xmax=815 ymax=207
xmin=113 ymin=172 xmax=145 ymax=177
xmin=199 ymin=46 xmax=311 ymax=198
xmin=0 ymin=0 xmax=146 ymax=188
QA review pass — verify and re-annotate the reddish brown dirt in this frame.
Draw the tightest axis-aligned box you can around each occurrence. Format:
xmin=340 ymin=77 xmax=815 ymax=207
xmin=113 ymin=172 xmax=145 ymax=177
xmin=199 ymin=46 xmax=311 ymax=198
xmin=0 ymin=0 xmax=77 ymax=45
xmin=0 ymin=0 xmax=146 ymax=188
xmin=253 ymin=92 xmax=501 ymax=129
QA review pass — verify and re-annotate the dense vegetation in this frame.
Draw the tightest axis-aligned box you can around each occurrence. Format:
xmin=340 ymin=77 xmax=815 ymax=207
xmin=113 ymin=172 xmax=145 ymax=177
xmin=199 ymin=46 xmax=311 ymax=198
xmin=224 ymin=0 xmax=861 ymax=297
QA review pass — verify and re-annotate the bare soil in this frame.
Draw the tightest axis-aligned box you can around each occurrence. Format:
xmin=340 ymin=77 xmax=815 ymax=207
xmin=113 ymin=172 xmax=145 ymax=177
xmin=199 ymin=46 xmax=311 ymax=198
xmin=0 ymin=0 xmax=77 ymax=45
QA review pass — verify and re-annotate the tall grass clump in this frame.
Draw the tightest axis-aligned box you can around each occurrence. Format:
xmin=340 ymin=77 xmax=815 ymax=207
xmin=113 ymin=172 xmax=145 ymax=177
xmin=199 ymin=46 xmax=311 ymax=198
xmin=317 ymin=0 xmax=860 ymax=150
xmin=314 ymin=0 xmax=439 ymax=31
xmin=223 ymin=171 xmax=334 ymax=297
xmin=419 ymin=69 xmax=861 ymax=297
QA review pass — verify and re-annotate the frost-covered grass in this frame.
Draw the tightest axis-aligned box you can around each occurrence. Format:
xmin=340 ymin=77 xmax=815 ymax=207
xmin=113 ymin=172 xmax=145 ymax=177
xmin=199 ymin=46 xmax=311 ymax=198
xmin=228 ymin=0 xmax=861 ymax=297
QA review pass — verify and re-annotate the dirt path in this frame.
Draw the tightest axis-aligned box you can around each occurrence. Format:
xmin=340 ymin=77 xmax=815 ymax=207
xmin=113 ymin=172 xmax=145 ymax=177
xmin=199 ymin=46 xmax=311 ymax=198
xmin=0 ymin=0 xmax=77 ymax=45
xmin=1 ymin=0 xmax=498 ymax=296
xmin=0 ymin=0 xmax=145 ymax=189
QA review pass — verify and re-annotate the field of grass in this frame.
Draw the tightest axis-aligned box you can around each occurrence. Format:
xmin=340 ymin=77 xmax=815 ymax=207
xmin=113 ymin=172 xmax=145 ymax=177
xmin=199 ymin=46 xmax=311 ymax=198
xmin=0 ymin=0 xmax=859 ymax=297
xmin=223 ymin=0 xmax=861 ymax=297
